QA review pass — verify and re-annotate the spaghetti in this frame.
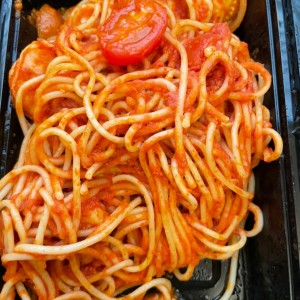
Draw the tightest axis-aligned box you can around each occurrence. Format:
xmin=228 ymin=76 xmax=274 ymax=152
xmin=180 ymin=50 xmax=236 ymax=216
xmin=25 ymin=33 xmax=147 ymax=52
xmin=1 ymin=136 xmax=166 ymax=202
xmin=1 ymin=0 xmax=282 ymax=299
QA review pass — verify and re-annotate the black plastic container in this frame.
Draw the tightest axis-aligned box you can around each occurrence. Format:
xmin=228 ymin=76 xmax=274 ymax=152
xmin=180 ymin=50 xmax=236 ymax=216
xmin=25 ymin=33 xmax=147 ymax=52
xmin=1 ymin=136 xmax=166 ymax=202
xmin=0 ymin=0 xmax=299 ymax=299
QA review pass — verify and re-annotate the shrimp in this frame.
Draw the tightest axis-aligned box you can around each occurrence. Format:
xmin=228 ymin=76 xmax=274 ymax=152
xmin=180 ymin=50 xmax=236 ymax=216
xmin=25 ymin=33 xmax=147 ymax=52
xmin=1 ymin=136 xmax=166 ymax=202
xmin=35 ymin=4 xmax=64 ymax=40
xmin=9 ymin=39 xmax=57 ymax=119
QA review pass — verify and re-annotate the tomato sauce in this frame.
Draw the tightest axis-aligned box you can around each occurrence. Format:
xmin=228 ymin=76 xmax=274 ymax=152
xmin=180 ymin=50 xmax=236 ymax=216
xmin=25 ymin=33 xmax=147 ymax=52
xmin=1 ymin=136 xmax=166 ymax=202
xmin=36 ymin=98 xmax=80 ymax=123
xmin=172 ymin=0 xmax=189 ymax=19
xmin=195 ymin=2 xmax=210 ymax=21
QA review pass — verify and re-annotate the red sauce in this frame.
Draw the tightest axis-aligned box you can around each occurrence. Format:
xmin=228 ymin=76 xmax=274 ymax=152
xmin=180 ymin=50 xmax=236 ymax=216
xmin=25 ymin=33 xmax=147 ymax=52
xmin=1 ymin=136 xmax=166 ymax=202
xmin=36 ymin=98 xmax=80 ymax=123
xmin=82 ymin=197 xmax=102 ymax=211
xmin=19 ymin=195 xmax=44 ymax=212
xmin=206 ymin=65 xmax=226 ymax=92
xmin=174 ymin=150 xmax=188 ymax=174
xmin=165 ymin=91 xmax=178 ymax=109
xmin=172 ymin=0 xmax=189 ymax=19
xmin=195 ymin=3 xmax=210 ymax=21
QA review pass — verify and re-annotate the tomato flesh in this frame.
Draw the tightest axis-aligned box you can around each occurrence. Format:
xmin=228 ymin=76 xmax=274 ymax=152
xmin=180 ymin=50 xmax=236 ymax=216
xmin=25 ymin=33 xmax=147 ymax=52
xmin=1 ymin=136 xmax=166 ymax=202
xmin=99 ymin=0 xmax=167 ymax=66
xmin=184 ymin=23 xmax=232 ymax=71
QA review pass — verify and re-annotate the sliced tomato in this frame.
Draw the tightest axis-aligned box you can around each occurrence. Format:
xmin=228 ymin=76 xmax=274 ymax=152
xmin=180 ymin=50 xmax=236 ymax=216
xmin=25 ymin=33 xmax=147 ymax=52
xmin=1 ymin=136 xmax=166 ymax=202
xmin=99 ymin=0 xmax=167 ymax=66
xmin=184 ymin=23 xmax=232 ymax=71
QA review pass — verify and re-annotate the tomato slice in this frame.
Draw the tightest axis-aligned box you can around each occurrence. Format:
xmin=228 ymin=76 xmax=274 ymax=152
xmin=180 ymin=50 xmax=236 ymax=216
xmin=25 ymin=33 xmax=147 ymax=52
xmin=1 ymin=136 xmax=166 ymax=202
xmin=99 ymin=0 xmax=167 ymax=66
xmin=184 ymin=23 xmax=232 ymax=71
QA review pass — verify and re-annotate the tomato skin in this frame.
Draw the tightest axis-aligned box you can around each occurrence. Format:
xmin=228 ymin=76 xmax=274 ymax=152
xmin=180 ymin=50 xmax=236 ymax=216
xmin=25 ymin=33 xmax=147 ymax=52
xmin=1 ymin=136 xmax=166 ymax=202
xmin=99 ymin=0 xmax=167 ymax=66
xmin=184 ymin=23 xmax=231 ymax=71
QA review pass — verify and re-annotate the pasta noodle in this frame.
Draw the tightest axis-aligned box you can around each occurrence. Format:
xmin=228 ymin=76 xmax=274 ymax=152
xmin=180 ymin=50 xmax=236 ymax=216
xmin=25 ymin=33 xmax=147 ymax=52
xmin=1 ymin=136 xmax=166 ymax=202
xmin=1 ymin=0 xmax=282 ymax=299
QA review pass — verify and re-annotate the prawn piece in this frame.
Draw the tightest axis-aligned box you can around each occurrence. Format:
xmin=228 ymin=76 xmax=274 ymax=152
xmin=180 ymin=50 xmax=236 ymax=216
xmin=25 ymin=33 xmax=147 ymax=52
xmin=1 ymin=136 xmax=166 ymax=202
xmin=35 ymin=4 xmax=64 ymax=40
xmin=9 ymin=39 xmax=56 ymax=119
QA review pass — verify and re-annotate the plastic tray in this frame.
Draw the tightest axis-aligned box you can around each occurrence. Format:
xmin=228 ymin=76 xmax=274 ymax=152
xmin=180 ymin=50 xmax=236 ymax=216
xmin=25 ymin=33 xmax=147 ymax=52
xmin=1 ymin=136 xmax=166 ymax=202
xmin=0 ymin=0 xmax=299 ymax=299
